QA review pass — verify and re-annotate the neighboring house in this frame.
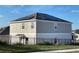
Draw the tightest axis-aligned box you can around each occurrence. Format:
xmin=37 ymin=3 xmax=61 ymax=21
xmin=72 ymin=29 xmax=79 ymax=43
xmin=10 ymin=13 xmax=72 ymax=45
xmin=0 ymin=26 xmax=10 ymax=43
xmin=0 ymin=26 xmax=9 ymax=35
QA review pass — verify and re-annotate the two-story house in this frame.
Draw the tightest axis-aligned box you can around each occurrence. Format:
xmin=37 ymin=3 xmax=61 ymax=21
xmin=10 ymin=13 xmax=72 ymax=45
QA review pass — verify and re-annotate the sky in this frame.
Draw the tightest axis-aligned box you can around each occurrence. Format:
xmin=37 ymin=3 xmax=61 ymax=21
xmin=0 ymin=5 xmax=79 ymax=30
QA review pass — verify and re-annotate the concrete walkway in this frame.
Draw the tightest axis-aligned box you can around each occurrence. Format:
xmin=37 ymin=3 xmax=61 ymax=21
xmin=46 ymin=49 xmax=79 ymax=53
xmin=34 ymin=49 xmax=79 ymax=53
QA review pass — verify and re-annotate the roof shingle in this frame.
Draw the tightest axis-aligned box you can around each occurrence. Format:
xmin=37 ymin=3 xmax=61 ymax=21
xmin=13 ymin=13 xmax=71 ymax=23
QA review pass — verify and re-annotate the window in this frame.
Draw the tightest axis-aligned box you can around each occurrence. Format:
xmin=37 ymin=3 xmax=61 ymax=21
xmin=22 ymin=25 xmax=24 ymax=29
xmin=54 ymin=26 xmax=57 ymax=29
xmin=54 ymin=23 xmax=58 ymax=31
xmin=31 ymin=22 xmax=34 ymax=28
xmin=22 ymin=23 xmax=25 ymax=29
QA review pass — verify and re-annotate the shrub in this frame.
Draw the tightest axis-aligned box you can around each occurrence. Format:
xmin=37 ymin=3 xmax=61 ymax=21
xmin=37 ymin=42 xmax=52 ymax=45
xmin=72 ymin=42 xmax=79 ymax=45
xmin=0 ymin=41 xmax=9 ymax=46
xmin=13 ymin=43 xmax=24 ymax=47
xmin=14 ymin=43 xmax=23 ymax=45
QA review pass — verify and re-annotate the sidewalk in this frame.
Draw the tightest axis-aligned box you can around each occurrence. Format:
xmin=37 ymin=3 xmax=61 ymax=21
xmin=46 ymin=49 xmax=79 ymax=53
xmin=34 ymin=49 xmax=79 ymax=53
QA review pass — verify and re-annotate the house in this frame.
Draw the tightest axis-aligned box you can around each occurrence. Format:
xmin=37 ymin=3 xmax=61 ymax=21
xmin=0 ymin=26 xmax=9 ymax=35
xmin=10 ymin=13 xmax=72 ymax=45
xmin=0 ymin=26 xmax=10 ymax=43
xmin=72 ymin=29 xmax=79 ymax=43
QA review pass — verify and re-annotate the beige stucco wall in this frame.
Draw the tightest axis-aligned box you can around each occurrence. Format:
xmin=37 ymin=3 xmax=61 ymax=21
xmin=10 ymin=20 xmax=36 ymax=37
xmin=10 ymin=22 xmax=36 ymax=33
xmin=10 ymin=19 xmax=37 ymax=44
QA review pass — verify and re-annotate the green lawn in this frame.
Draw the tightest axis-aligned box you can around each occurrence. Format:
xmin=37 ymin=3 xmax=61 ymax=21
xmin=0 ymin=44 xmax=79 ymax=53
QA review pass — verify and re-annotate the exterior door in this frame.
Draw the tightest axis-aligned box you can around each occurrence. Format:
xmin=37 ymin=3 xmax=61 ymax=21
xmin=25 ymin=37 xmax=28 ymax=44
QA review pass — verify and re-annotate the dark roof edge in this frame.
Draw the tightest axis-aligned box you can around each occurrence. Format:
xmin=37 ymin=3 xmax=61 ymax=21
xmin=11 ymin=12 xmax=72 ymax=23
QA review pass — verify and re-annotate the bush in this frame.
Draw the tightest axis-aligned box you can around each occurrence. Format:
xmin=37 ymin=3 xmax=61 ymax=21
xmin=13 ymin=43 xmax=24 ymax=47
xmin=0 ymin=41 xmax=9 ymax=46
xmin=72 ymin=42 xmax=79 ymax=45
xmin=14 ymin=43 xmax=23 ymax=45
xmin=37 ymin=42 xmax=52 ymax=45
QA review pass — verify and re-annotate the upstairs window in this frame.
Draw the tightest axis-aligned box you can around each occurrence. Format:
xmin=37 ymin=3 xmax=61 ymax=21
xmin=22 ymin=23 xmax=25 ymax=29
xmin=31 ymin=22 xmax=34 ymax=28
xmin=54 ymin=23 xmax=58 ymax=31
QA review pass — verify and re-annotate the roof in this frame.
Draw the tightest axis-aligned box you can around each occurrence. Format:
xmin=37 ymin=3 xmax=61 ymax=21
xmin=13 ymin=13 xmax=71 ymax=23
xmin=0 ymin=26 xmax=9 ymax=35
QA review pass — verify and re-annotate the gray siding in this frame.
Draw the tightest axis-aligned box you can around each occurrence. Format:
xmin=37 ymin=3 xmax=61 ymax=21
xmin=57 ymin=23 xmax=72 ymax=33
xmin=36 ymin=20 xmax=72 ymax=33
xmin=36 ymin=20 xmax=54 ymax=33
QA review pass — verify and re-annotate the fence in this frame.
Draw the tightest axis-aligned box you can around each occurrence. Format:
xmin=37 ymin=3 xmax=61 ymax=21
xmin=0 ymin=35 xmax=10 ymax=43
xmin=0 ymin=35 xmax=73 ymax=45
xmin=0 ymin=35 xmax=20 ymax=44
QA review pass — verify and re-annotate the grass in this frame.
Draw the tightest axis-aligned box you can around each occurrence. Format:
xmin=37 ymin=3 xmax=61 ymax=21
xmin=0 ymin=41 xmax=79 ymax=53
xmin=0 ymin=44 xmax=79 ymax=53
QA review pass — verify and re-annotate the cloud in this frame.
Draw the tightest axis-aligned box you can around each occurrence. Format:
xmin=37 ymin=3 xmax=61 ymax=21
xmin=20 ymin=5 xmax=25 ymax=7
xmin=71 ymin=10 xmax=79 ymax=13
xmin=0 ymin=15 xmax=4 ymax=18
xmin=65 ymin=10 xmax=79 ymax=14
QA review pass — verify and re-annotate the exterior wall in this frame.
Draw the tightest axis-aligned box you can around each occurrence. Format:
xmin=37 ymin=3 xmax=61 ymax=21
xmin=10 ymin=20 xmax=36 ymax=34
xmin=36 ymin=20 xmax=72 ymax=44
xmin=36 ymin=20 xmax=72 ymax=33
xmin=36 ymin=33 xmax=72 ymax=44
xmin=74 ymin=33 xmax=79 ymax=40
xmin=10 ymin=19 xmax=72 ymax=45
xmin=10 ymin=19 xmax=37 ymax=44
xmin=73 ymin=33 xmax=79 ymax=43
xmin=10 ymin=36 xmax=20 ymax=44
